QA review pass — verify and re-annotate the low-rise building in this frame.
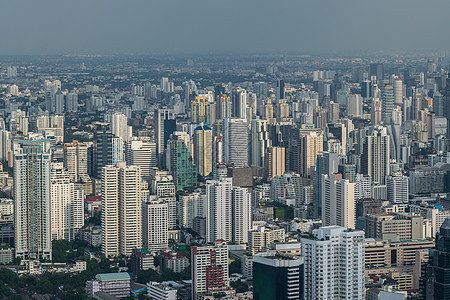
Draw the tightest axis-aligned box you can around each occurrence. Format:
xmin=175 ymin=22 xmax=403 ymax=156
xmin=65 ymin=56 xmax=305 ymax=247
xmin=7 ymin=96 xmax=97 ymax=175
xmin=147 ymin=282 xmax=177 ymax=300
xmin=86 ymin=273 xmax=131 ymax=298
xmin=160 ymin=251 xmax=189 ymax=273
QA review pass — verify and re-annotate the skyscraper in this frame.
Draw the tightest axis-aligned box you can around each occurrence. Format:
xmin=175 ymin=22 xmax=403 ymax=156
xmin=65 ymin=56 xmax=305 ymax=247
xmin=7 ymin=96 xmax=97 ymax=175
xmin=361 ymin=125 xmax=390 ymax=185
xmin=111 ymin=112 xmax=131 ymax=143
xmin=64 ymin=140 xmax=89 ymax=183
xmin=216 ymin=94 xmax=232 ymax=120
xmin=166 ymin=132 xmax=197 ymax=190
xmin=251 ymin=119 xmax=271 ymax=168
xmin=422 ymin=218 xmax=450 ymax=299
xmin=231 ymin=187 xmax=252 ymax=243
xmin=151 ymin=172 xmax=177 ymax=229
xmin=276 ymin=79 xmax=285 ymax=101
xmin=382 ymin=84 xmax=395 ymax=123
xmin=191 ymin=95 xmax=216 ymax=125
xmin=393 ymin=78 xmax=403 ymax=105
xmin=320 ymin=173 xmax=356 ymax=229
xmin=193 ymin=124 xmax=213 ymax=177
xmin=264 ymin=146 xmax=286 ymax=178
xmin=125 ymin=140 xmax=157 ymax=183
xmin=93 ymin=125 xmax=114 ymax=178
xmin=65 ymin=92 xmax=78 ymax=112
xmin=50 ymin=163 xmax=84 ymax=241
xmin=370 ymin=63 xmax=384 ymax=85
xmin=142 ymin=198 xmax=168 ymax=252
xmin=289 ymin=126 xmax=323 ymax=178
xmin=206 ymin=178 xmax=232 ymax=243
xmin=154 ymin=108 xmax=176 ymax=168
xmin=14 ymin=139 xmax=52 ymax=260
xmin=223 ymin=118 xmax=248 ymax=167
xmin=101 ymin=162 xmax=142 ymax=257
xmin=301 ymin=226 xmax=365 ymax=300
xmin=231 ymin=87 xmax=247 ymax=119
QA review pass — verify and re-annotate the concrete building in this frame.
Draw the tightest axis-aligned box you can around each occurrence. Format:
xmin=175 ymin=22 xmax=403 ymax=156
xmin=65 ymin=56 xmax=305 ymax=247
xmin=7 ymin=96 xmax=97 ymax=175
xmin=151 ymin=172 xmax=176 ymax=229
xmin=147 ymin=282 xmax=177 ymax=300
xmin=386 ymin=175 xmax=409 ymax=203
xmin=125 ymin=140 xmax=157 ymax=183
xmin=86 ymin=273 xmax=131 ymax=298
xmin=192 ymin=241 xmax=229 ymax=299
xmin=14 ymin=139 xmax=52 ymax=260
xmin=142 ymin=199 xmax=168 ymax=252
xmin=223 ymin=118 xmax=248 ymax=167
xmin=111 ymin=112 xmax=132 ymax=143
xmin=289 ymin=126 xmax=323 ymax=178
xmin=251 ymin=119 xmax=271 ymax=168
xmin=193 ymin=124 xmax=213 ymax=177
xmin=321 ymin=173 xmax=356 ymax=229
xmin=301 ymin=226 xmax=365 ymax=300
xmin=248 ymin=226 xmax=286 ymax=255
xmin=270 ymin=172 xmax=303 ymax=207
xmin=361 ymin=125 xmax=390 ymax=185
xmin=101 ymin=163 xmax=142 ymax=257
xmin=64 ymin=140 xmax=90 ymax=183
xmin=364 ymin=214 xmax=423 ymax=241
xmin=178 ymin=192 xmax=206 ymax=229
xmin=50 ymin=163 xmax=84 ymax=241
xmin=264 ymin=146 xmax=285 ymax=178
xmin=365 ymin=238 xmax=433 ymax=291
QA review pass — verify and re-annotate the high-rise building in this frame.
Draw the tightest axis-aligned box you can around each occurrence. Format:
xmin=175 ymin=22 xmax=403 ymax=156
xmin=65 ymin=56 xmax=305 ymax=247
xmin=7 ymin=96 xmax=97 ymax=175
xmin=151 ymin=172 xmax=177 ymax=229
xmin=223 ymin=118 xmax=248 ymax=167
xmin=361 ymin=125 xmax=390 ymax=185
xmin=0 ymin=130 xmax=11 ymax=161
xmin=231 ymin=88 xmax=247 ymax=119
xmin=206 ymin=178 xmax=232 ymax=243
xmin=231 ymin=186 xmax=252 ymax=244
xmin=346 ymin=94 xmax=362 ymax=117
xmin=251 ymin=119 xmax=271 ymax=168
xmin=382 ymin=84 xmax=395 ymax=123
xmin=386 ymin=175 xmax=409 ymax=203
xmin=55 ymin=89 xmax=65 ymax=114
xmin=166 ymin=132 xmax=197 ymax=190
xmin=321 ymin=173 xmax=356 ymax=229
xmin=142 ymin=199 xmax=168 ymax=252
xmin=65 ymin=92 xmax=78 ymax=112
xmin=289 ymin=126 xmax=323 ymax=177
xmin=125 ymin=140 xmax=157 ymax=183
xmin=36 ymin=114 xmax=64 ymax=142
xmin=393 ymin=78 xmax=403 ymax=105
xmin=193 ymin=124 xmax=213 ymax=177
xmin=313 ymin=152 xmax=341 ymax=218
xmin=301 ymin=226 xmax=365 ymax=300
xmin=276 ymin=79 xmax=285 ymax=101
xmin=179 ymin=192 xmax=206 ymax=228
xmin=111 ymin=112 xmax=132 ymax=143
xmin=216 ymin=94 xmax=232 ymax=120
xmin=191 ymin=95 xmax=216 ymax=125
xmin=271 ymin=172 xmax=303 ymax=206
xmin=50 ymin=163 xmax=84 ymax=241
xmin=101 ymin=162 xmax=142 ymax=257
xmin=248 ymin=227 xmax=286 ymax=255
xmin=264 ymin=146 xmax=285 ymax=178
xmin=14 ymin=139 xmax=52 ymax=260
xmin=422 ymin=218 xmax=450 ymax=299
xmin=154 ymin=108 xmax=176 ymax=168
xmin=370 ymin=63 xmax=384 ymax=85
xmin=192 ymin=241 xmax=229 ymax=298
xmin=64 ymin=140 xmax=89 ymax=183
xmin=277 ymin=98 xmax=289 ymax=122
xmin=253 ymin=253 xmax=304 ymax=300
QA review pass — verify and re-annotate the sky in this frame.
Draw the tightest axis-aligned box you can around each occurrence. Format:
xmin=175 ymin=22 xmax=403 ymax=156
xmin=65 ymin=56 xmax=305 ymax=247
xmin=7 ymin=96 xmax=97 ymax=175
xmin=0 ymin=0 xmax=449 ymax=56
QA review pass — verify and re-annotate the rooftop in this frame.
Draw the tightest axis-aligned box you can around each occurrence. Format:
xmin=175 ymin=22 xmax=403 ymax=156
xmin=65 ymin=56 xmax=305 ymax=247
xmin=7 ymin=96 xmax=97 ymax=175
xmin=96 ymin=272 xmax=130 ymax=282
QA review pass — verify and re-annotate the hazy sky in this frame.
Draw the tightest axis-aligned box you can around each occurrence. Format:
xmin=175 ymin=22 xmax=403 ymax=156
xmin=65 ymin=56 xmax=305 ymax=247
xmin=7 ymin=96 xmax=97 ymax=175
xmin=1 ymin=0 xmax=449 ymax=55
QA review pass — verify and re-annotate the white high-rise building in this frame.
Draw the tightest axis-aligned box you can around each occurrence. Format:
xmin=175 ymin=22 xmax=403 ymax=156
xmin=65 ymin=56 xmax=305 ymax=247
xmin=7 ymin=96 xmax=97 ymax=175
xmin=142 ymin=198 xmax=168 ymax=252
xmin=14 ymin=139 xmax=52 ymax=260
xmin=386 ymin=175 xmax=409 ymax=203
xmin=223 ymin=118 xmax=248 ymax=167
xmin=125 ymin=140 xmax=157 ymax=183
xmin=37 ymin=115 xmax=65 ymax=142
xmin=321 ymin=174 xmax=356 ymax=229
xmin=151 ymin=172 xmax=176 ymax=229
xmin=179 ymin=192 xmax=206 ymax=228
xmin=101 ymin=162 xmax=142 ymax=257
xmin=50 ymin=163 xmax=84 ymax=241
xmin=206 ymin=178 xmax=232 ymax=243
xmin=301 ymin=226 xmax=365 ymax=300
xmin=206 ymin=178 xmax=251 ymax=243
xmin=251 ymin=119 xmax=271 ymax=168
xmin=231 ymin=187 xmax=252 ymax=243
xmin=361 ymin=125 xmax=390 ymax=185
xmin=0 ymin=130 xmax=11 ymax=161
xmin=111 ymin=112 xmax=132 ymax=143
xmin=346 ymin=94 xmax=362 ymax=117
